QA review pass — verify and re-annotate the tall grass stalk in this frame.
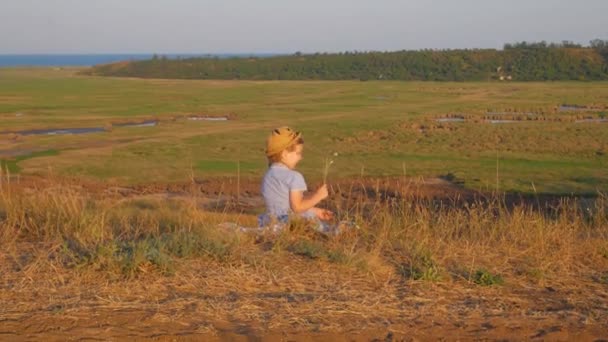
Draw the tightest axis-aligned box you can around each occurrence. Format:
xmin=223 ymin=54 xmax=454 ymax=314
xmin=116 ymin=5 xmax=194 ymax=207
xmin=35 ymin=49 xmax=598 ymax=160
xmin=322 ymin=157 xmax=334 ymax=184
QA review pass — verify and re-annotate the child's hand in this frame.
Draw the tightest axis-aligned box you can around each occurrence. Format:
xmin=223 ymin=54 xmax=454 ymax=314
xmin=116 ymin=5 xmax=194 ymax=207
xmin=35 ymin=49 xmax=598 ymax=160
xmin=315 ymin=184 xmax=329 ymax=201
xmin=313 ymin=207 xmax=334 ymax=221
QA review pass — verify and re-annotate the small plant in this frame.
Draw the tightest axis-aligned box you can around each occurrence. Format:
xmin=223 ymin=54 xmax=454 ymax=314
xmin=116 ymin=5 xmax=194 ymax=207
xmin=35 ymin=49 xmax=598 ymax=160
xmin=326 ymin=249 xmax=348 ymax=264
xmin=527 ymin=268 xmax=545 ymax=281
xmin=163 ymin=231 xmax=233 ymax=261
xmin=289 ymin=239 xmax=326 ymax=259
xmin=600 ymin=246 xmax=608 ymax=259
xmin=116 ymin=239 xmax=174 ymax=277
xmin=472 ymin=269 xmax=504 ymax=286
xmin=284 ymin=237 xmax=350 ymax=264
xmin=413 ymin=263 xmax=441 ymax=281
xmin=59 ymin=239 xmax=94 ymax=269
xmin=399 ymin=247 xmax=442 ymax=282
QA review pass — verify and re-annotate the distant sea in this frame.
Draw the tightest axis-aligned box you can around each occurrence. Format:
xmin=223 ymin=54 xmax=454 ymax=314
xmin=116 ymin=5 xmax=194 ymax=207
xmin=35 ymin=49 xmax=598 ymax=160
xmin=0 ymin=53 xmax=280 ymax=67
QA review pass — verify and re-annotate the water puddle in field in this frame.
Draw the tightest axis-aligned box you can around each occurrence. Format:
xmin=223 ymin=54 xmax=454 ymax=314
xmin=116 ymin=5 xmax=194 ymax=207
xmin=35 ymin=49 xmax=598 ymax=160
xmin=575 ymin=118 xmax=608 ymax=123
xmin=434 ymin=112 xmax=608 ymax=125
xmin=4 ymin=120 xmax=159 ymax=136
xmin=486 ymin=111 xmax=536 ymax=116
xmin=114 ymin=120 xmax=158 ymax=128
xmin=559 ymin=105 xmax=593 ymax=112
xmin=3 ymin=114 xmax=233 ymax=137
xmin=488 ymin=120 xmax=517 ymax=124
xmin=436 ymin=118 xmax=465 ymax=123
xmin=16 ymin=126 xmax=107 ymax=136
xmin=187 ymin=116 xmax=229 ymax=121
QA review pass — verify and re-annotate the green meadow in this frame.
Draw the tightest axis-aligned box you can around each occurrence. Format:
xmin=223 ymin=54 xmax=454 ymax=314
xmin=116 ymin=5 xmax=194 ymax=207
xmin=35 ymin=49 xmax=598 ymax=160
xmin=1 ymin=67 xmax=607 ymax=194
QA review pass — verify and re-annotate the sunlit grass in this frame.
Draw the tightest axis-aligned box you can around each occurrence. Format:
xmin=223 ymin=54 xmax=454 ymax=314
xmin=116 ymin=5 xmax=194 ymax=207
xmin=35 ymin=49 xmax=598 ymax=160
xmin=2 ymin=173 xmax=606 ymax=286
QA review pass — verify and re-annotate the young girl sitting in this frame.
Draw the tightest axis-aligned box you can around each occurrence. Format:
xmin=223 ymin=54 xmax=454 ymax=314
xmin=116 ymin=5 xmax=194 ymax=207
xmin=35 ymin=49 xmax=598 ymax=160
xmin=259 ymin=126 xmax=334 ymax=232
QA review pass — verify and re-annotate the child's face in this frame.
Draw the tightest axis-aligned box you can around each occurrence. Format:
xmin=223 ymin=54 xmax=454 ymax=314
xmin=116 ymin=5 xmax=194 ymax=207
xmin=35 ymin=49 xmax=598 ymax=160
xmin=281 ymin=144 xmax=303 ymax=169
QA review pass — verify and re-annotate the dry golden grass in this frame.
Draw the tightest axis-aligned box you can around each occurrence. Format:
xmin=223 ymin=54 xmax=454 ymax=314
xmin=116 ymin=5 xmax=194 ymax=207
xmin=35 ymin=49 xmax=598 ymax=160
xmin=1 ymin=172 xmax=608 ymax=339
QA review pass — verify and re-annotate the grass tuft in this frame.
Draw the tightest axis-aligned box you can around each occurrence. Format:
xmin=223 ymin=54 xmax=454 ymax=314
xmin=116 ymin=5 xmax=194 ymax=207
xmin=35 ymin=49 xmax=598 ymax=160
xmin=472 ymin=269 xmax=504 ymax=286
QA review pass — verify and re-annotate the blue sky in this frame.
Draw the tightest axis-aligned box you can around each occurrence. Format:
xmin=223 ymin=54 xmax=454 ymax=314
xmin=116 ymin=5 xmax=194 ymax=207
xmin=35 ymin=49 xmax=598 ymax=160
xmin=1 ymin=0 xmax=607 ymax=54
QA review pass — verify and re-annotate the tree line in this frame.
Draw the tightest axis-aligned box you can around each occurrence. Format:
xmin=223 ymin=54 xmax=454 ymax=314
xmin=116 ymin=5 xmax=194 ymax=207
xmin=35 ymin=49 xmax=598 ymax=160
xmin=84 ymin=40 xmax=608 ymax=81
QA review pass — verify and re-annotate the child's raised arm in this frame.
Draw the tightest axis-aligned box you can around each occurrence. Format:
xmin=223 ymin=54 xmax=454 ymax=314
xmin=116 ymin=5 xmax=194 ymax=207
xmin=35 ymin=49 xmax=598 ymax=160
xmin=289 ymin=184 xmax=328 ymax=214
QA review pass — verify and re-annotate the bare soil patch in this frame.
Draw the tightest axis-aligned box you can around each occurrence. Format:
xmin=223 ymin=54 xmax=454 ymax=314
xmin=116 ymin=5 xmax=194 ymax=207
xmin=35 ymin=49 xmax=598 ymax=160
xmin=1 ymin=255 xmax=606 ymax=340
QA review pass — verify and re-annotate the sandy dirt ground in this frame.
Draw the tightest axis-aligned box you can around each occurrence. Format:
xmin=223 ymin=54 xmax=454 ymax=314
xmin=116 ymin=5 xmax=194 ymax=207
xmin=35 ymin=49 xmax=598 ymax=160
xmin=2 ymin=259 xmax=607 ymax=341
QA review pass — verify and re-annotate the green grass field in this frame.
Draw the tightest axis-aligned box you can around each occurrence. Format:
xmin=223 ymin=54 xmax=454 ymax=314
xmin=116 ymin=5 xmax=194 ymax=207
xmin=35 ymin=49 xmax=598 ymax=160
xmin=1 ymin=67 xmax=607 ymax=194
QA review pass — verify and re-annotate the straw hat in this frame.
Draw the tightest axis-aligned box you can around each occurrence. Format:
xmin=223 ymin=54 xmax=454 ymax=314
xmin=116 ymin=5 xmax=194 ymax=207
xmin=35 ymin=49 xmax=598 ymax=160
xmin=265 ymin=126 xmax=302 ymax=157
